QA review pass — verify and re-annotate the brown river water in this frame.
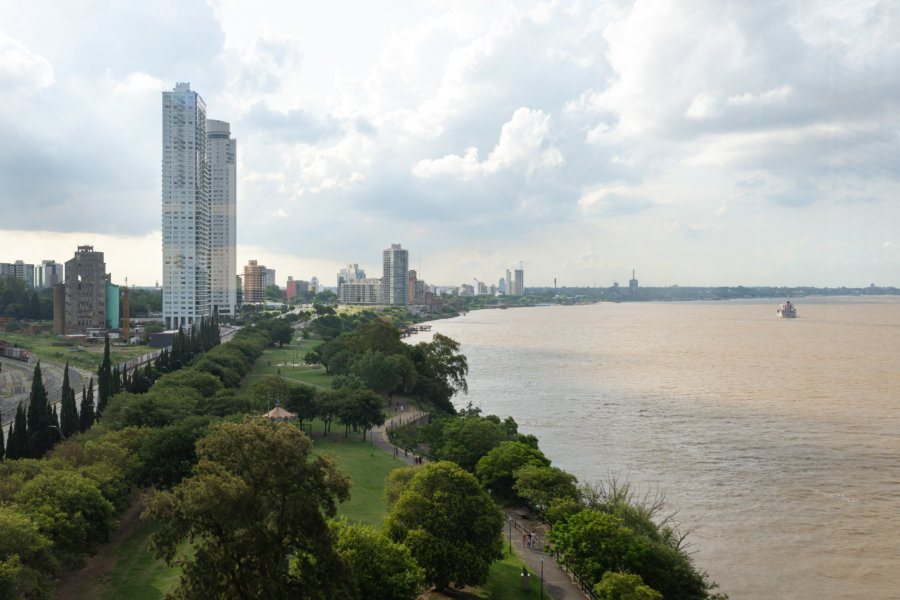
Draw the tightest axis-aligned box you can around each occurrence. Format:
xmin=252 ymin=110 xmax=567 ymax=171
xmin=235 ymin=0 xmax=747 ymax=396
xmin=408 ymin=296 xmax=900 ymax=599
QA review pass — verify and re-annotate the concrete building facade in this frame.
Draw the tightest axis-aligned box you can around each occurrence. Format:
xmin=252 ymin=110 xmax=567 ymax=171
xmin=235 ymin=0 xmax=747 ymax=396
xmin=162 ymin=82 xmax=211 ymax=329
xmin=382 ymin=243 xmax=409 ymax=306
xmin=64 ymin=246 xmax=107 ymax=334
xmin=338 ymin=278 xmax=383 ymax=305
xmin=207 ymin=119 xmax=237 ymax=318
xmin=513 ymin=269 xmax=524 ymax=296
xmin=35 ymin=260 xmax=63 ymax=289
xmin=243 ymin=260 xmax=266 ymax=303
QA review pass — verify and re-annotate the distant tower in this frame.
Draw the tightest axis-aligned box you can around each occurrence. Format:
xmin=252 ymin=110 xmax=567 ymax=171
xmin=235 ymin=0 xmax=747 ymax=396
xmin=514 ymin=268 xmax=524 ymax=296
xmin=243 ymin=260 xmax=266 ymax=303
xmin=505 ymin=269 xmax=512 ymax=295
xmin=162 ymin=82 xmax=211 ymax=330
xmin=64 ymin=246 xmax=107 ymax=334
xmin=629 ymin=269 xmax=639 ymax=293
xmin=382 ymin=244 xmax=409 ymax=305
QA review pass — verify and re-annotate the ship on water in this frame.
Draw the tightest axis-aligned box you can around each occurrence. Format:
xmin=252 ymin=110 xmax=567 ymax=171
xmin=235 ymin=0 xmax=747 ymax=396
xmin=777 ymin=299 xmax=797 ymax=318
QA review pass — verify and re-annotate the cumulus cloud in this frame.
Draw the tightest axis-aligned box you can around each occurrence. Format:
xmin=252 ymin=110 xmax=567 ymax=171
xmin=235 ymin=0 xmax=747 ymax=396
xmin=413 ymin=107 xmax=563 ymax=179
xmin=0 ymin=35 xmax=54 ymax=93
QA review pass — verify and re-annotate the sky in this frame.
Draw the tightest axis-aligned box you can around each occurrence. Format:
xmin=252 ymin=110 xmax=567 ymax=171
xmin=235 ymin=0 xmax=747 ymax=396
xmin=1 ymin=0 xmax=898 ymax=288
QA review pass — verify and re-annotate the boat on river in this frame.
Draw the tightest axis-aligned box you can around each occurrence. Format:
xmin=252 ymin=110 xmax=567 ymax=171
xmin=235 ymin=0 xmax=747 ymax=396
xmin=777 ymin=300 xmax=797 ymax=318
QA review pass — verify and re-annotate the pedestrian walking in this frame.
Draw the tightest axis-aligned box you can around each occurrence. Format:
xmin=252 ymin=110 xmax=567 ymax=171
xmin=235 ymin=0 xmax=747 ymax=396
xmin=530 ymin=532 xmax=536 ymax=548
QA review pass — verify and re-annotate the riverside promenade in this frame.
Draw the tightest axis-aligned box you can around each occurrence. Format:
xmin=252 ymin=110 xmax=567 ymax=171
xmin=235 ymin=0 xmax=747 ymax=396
xmin=371 ymin=406 xmax=590 ymax=600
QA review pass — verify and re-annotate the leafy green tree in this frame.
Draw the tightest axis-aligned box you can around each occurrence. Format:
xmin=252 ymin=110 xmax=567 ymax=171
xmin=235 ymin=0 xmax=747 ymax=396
xmin=26 ymin=363 xmax=53 ymax=458
xmin=13 ymin=471 xmax=115 ymax=569
xmin=475 ymin=441 xmax=550 ymax=501
xmin=349 ymin=319 xmax=406 ymax=356
xmin=153 ymin=367 xmax=224 ymax=398
xmin=384 ymin=461 xmax=504 ymax=592
xmin=269 ymin=319 xmax=293 ymax=347
xmin=137 ymin=416 xmax=214 ymax=489
xmin=335 ymin=389 xmax=385 ymax=441
xmin=248 ymin=376 xmax=290 ymax=412
xmin=549 ymin=510 xmax=717 ymax=600
xmin=382 ymin=465 xmax=423 ymax=508
xmin=409 ymin=333 xmax=468 ymax=414
xmin=0 ymin=506 xmax=56 ymax=600
xmin=594 ymin=572 xmax=663 ymax=600
xmin=144 ymin=419 xmax=353 ymax=600
xmin=427 ymin=416 xmax=507 ymax=473
xmin=330 ymin=519 xmax=425 ymax=600
xmin=350 ymin=351 xmax=402 ymax=399
xmin=513 ymin=464 xmax=580 ymax=514
xmin=284 ymin=384 xmax=318 ymax=427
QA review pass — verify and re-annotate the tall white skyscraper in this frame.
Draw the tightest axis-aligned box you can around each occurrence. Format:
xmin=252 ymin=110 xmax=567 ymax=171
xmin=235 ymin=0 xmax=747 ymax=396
xmin=382 ymin=243 xmax=409 ymax=306
xmin=207 ymin=119 xmax=237 ymax=318
xmin=162 ymin=82 xmax=211 ymax=329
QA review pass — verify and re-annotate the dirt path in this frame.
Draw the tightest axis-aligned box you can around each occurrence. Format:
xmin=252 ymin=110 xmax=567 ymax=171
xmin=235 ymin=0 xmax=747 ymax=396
xmin=55 ymin=490 xmax=149 ymax=600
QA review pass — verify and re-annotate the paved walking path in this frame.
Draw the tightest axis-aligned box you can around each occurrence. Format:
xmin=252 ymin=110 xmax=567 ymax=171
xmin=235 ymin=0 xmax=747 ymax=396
xmin=503 ymin=510 xmax=591 ymax=600
xmin=370 ymin=406 xmax=590 ymax=600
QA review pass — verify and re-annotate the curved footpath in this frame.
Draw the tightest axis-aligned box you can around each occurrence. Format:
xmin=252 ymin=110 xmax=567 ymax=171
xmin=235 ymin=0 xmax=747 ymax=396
xmin=370 ymin=407 xmax=589 ymax=600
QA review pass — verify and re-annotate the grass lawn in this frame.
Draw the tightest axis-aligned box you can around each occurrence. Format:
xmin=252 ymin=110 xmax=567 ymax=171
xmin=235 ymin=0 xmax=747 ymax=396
xmin=93 ymin=521 xmax=184 ymax=600
xmin=0 ymin=329 xmax=155 ymax=372
xmin=311 ymin=435 xmax=406 ymax=527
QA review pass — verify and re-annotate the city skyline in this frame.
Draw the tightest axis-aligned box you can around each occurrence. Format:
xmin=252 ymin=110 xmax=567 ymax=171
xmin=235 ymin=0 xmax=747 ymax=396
xmin=1 ymin=2 xmax=898 ymax=288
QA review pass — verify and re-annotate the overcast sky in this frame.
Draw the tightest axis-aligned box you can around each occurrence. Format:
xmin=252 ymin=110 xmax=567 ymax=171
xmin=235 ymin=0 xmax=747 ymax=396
xmin=2 ymin=0 xmax=898 ymax=288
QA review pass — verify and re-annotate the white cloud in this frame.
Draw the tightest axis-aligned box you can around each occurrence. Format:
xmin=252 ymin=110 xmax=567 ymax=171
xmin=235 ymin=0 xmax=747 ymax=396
xmin=413 ymin=107 xmax=563 ymax=179
xmin=0 ymin=35 xmax=54 ymax=94
xmin=111 ymin=72 xmax=167 ymax=96
xmin=726 ymin=84 xmax=794 ymax=107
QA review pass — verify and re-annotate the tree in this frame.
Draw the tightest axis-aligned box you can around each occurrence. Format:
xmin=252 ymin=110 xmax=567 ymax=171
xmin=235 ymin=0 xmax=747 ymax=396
xmin=595 ymin=572 xmax=663 ymax=600
xmin=59 ymin=362 xmax=79 ymax=439
xmin=97 ymin=336 xmax=112 ymax=414
xmin=350 ymin=351 xmax=402 ymax=399
xmin=513 ymin=464 xmax=580 ymax=515
xmin=26 ymin=363 xmax=53 ymax=458
xmin=330 ymin=519 xmax=425 ymax=600
xmin=270 ymin=319 xmax=293 ymax=347
xmin=137 ymin=416 xmax=214 ymax=489
xmin=153 ymin=367 xmax=224 ymax=398
xmin=79 ymin=379 xmax=95 ymax=432
xmin=335 ymin=389 xmax=385 ymax=440
xmin=13 ymin=470 xmax=115 ymax=569
xmin=384 ymin=461 xmax=504 ymax=592
xmin=0 ymin=506 xmax=56 ymax=600
xmin=475 ymin=441 xmax=550 ymax=501
xmin=548 ymin=510 xmax=717 ymax=600
xmin=144 ymin=419 xmax=353 ymax=600
xmin=6 ymin=404 xmax=28 ymax=460
xmin=410 ymin=333 xmax=468 ymax=413
xmin=427 ymin=416 xmax=507 ymax=473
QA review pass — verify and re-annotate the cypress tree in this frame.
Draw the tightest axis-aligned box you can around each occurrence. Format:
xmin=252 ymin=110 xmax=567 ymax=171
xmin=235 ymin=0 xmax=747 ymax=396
xmin=60 ymin=361 xmax=79 ymax=438
xmin=7 ymin=403 xmax=28 ymax=459
xmin=26 ymin=362 xmax=54 ymax=458
xmin=98 ymin=334 xmax=111 ymax=413
xmin=80 ymin=378 xmax=95 ymax=431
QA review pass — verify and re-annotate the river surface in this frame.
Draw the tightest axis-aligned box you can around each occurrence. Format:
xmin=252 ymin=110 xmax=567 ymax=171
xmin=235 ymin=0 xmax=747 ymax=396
xmin=407 ymin=296 xmax=900 ymax=599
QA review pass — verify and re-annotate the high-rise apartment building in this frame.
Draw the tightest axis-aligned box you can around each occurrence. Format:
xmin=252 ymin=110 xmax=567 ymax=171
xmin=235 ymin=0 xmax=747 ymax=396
xmin=514 ymin=269 xmax=524 ymax=296
xmin=382 ymin=244 xmax=409 ymax=306
xmin=505 ymin=269 xmax=512 ymax=296
xmin=207 ymin=119 xmax=237 ymax=318
xmin=243 ymin=260 xmax=266 ymax=303
xmin=1 ymin=260 xmax=35 ymax=288
xmin=162 ymin=82 xmax=211 ymax=330
xmin=64 ymin=246 xmax=107 ymax=334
